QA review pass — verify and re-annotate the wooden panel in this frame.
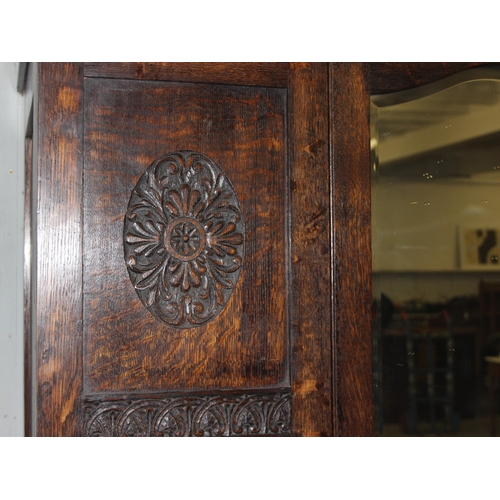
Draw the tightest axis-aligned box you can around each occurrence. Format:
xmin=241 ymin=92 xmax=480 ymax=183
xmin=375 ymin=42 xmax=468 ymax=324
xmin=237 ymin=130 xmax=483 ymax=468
xmin=83 ymin=77 xmax=288 ymax=394
xmin=36 ymin=63 xmax=84 ymax=436
xmin=289 ymin=63 xmax=333 ymax=436
xmin=370 ymin=62 xmax=484 ymax=95
xmin=33 ymin=62 xmax=350 ymax=436
xmin=330 ymin=63 xmax=373 ymax=436
xmin=85 ymin=62 xmax=289 ymax=88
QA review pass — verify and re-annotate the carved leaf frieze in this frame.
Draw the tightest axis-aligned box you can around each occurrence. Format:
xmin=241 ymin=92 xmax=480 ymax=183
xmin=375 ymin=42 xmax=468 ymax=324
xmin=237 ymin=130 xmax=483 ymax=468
xmin=84 ymin=392 xmax=291 ymax=437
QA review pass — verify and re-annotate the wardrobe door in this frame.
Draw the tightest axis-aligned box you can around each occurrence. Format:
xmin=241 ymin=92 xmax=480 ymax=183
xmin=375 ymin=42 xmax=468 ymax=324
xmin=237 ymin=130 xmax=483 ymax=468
xmin=33 ymin=63 xmax=335 ymax=436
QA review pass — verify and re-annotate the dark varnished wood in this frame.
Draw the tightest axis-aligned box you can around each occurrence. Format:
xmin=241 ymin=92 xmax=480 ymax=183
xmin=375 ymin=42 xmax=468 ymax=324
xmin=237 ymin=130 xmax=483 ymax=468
xmin=36 ymin=63 xmax=84 ymax=436
xmin=289 ymin=63 xmax=333 ymax=436
xmin=84 ymin=62 xmax=289 ymax=88
xmin=330 ymin=63 xmax=373 ymax=436
xmin=370 ymin=62 xmax=485 ymax=95
xmin=29 ymin=62 xmax=349 ymax=436
xmin=83 ymin=76 xmax=288 ymax=394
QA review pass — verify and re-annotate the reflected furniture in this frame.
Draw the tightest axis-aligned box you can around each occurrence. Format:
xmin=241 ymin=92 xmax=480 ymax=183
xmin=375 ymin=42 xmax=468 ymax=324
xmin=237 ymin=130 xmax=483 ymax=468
xmin=381 ymin=309 xmax=478 ymax=429
xmin=485 ymin=356 xmax=500 ymax=436
xmin=479 ymin=282 xmax=500 ymax=338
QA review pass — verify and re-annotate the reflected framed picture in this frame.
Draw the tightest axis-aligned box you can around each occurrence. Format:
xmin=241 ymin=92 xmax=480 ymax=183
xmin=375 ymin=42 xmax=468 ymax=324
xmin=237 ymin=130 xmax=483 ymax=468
xmin=460 ymin=227 xmax=500 ymax=269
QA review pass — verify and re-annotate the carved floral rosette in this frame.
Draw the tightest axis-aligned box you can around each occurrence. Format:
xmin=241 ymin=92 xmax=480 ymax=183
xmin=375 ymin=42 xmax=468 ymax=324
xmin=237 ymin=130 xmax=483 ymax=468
xmin=124 ymin=151 xmax=244 ymax=328
xmin=83 ymin=392 xmax=291 ymax=437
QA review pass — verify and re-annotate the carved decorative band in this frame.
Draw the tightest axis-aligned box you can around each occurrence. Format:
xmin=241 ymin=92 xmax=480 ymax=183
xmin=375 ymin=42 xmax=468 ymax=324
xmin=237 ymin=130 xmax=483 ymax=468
xmin=124 ymin=150 xmax=244 ymax=328
xmin=84 ymin=392 xmax=291 ymax=437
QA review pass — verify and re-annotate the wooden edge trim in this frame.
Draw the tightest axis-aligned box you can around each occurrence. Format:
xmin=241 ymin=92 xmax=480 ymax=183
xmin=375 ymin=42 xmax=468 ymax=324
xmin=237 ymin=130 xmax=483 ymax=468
xmin=36 ymin=63 xmax=84 ymax=436
xmin=369 ymin=62 xmax=487 ymax=95
xmin=289 ymin=63 xmax=333 ymax=436
xmin=84 ymin=62 xmax=289 ymax=88
xmin=330 ymin=63 xmax=373 ymax=436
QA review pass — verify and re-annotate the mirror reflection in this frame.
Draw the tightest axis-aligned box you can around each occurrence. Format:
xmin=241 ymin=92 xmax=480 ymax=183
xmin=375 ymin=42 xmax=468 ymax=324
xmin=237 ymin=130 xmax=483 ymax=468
xmin=371 ymin=70 xmax=500 ymax=436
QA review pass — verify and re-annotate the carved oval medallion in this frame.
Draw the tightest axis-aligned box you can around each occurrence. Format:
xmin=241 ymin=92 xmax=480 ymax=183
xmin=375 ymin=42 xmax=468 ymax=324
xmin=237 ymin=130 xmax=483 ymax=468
xmin=124 ymin=151 xmax=244 ymax=328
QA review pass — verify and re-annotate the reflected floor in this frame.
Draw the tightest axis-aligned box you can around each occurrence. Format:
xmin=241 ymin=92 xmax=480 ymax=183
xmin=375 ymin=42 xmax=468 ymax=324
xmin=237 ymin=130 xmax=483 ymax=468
xmin=382 ymin=416 xmax=494 ymax=437
xmin=379 ymin=391 xmax=496 ymax=436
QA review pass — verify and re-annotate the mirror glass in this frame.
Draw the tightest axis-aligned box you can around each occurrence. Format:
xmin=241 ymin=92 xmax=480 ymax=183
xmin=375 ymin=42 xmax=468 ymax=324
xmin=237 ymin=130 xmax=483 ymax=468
xmin=371 ymin=69 xmax=500 ymax=436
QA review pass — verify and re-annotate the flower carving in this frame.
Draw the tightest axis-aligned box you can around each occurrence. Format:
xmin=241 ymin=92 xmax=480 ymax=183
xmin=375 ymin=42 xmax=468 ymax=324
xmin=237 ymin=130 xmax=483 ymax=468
xmin=124 ymin=151 xmax=244 ymax=328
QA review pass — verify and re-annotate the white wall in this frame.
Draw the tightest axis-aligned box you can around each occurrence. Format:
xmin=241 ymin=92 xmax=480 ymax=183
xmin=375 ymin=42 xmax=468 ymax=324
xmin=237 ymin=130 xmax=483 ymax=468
xmin=372 ymin=174 xmax=500 ymax=271
xmin=372 ymin=174 xmax=500 ymax=304
xmin=0 ymin=62 xmax=25 ymax=436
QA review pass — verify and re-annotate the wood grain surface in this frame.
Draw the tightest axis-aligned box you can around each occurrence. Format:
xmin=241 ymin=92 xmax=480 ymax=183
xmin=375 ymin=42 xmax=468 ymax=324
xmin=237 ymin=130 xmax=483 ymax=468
xmin=370 ymin=62 xmax=485 ymax=95
xmin=83 ymin=77 xmax=288 ymax=394
xmin=36 ymin=63 xmax=84 ymax=436
xmin=84 ymin=63 xmax=289 ymax=88
xmin=289 ymin=63 xmax=333 ymax=436
xmin=330 ymin=63 xmax=373 ymax=436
